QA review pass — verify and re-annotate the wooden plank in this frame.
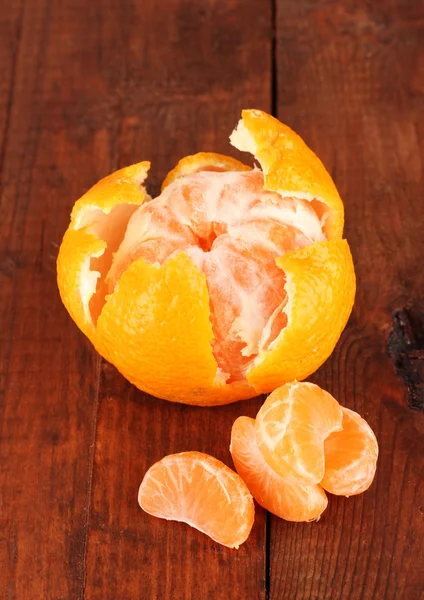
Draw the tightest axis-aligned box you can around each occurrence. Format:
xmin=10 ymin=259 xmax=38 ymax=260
xmin=0 ymin=0 xmax=119 ymax=597
xmin=85 ymin=369 xmax=266 ymax=600
xmin=272 ymin=1 xmax=424 ymax=598
xmin=81 ymin=1 xmax=272 ymax=599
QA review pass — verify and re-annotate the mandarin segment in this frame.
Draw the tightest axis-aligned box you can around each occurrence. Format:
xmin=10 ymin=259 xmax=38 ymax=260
xmin=255 ymin=382 xmax=343 ymax=484
xmin=231 ymin=417 xmax=328 ymax=522
xmin=230 ymin=388 xmax=377 ymax=526
xmin=321 ymin=407 xmax=379 ymax=496
xmin=138 ymin=451 xmax=255 ymax=549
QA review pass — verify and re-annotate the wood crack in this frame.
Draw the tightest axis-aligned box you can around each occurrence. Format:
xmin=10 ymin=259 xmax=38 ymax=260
xmin=80 ymin=357 xmax=102 ymax=600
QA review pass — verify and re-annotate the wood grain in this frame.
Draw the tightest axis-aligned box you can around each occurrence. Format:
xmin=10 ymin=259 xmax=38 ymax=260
xmin=79 ymin=1 xmax=272 ymax=598
xmin=272 ymin=0 xmax=424 ymax=598
xmin=0 ymin=1 xmax=107 ymax=598
xmin=0 ymin=0 xmax=271 ymax=599
xmin=1 ymin=0 xmax=424 ymax=598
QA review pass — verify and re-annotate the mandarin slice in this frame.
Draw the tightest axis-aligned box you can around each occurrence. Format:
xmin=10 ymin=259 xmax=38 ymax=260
xmin=255 ymin=382 xmax=343 ymax=484
xmin=231 ymin=417 xmax=328 ymax=522
xmin=138 ymin=451 xmax=254 ymax=549
xmin=321 ymin=407 xmax=379 ymax=496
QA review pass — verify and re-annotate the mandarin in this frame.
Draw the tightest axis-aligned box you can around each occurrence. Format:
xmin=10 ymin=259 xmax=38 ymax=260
xmin=57 ymin=110 xmax=355 ymax=404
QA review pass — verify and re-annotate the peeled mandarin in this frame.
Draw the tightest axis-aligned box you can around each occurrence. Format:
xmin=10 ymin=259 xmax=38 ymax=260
xmin=57 ymin=110 xmax=356 ymax=405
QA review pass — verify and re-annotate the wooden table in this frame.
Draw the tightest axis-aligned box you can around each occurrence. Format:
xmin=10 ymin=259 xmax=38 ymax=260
xmin=1 ymin=1 xmax=424 ymax=598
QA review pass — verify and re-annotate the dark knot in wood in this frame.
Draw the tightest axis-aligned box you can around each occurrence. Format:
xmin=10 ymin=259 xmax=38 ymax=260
xmin=387 ymin=308 xmax=424 ymax=412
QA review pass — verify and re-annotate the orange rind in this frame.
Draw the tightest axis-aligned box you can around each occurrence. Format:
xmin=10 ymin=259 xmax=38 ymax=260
xmin=246 ymin=239 xmax=355 ymax=393
xmin=230 ymin=109 xmax=344 ymax=239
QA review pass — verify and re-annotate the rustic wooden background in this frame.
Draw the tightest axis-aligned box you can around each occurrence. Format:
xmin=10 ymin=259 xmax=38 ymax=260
xmin=1 ymin=0 xmax=424 ymax=598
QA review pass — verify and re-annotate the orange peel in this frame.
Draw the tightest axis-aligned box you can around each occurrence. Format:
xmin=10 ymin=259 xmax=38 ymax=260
xmin=230 ymin=109 xmax=344 ymax=239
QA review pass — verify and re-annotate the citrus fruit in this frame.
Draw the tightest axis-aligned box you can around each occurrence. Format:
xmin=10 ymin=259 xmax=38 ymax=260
xmin=230 ymin=416 xmax=328 ymax=521
xmin=320 ymin=407 xmax=379 ymax=496
xmin=137 ymin=451 xmax=254 ymax=549
xmin=255 ymin=382 xmax=343 ymax=484
xmin=57 ymin=109 xmax=356 ymax=405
